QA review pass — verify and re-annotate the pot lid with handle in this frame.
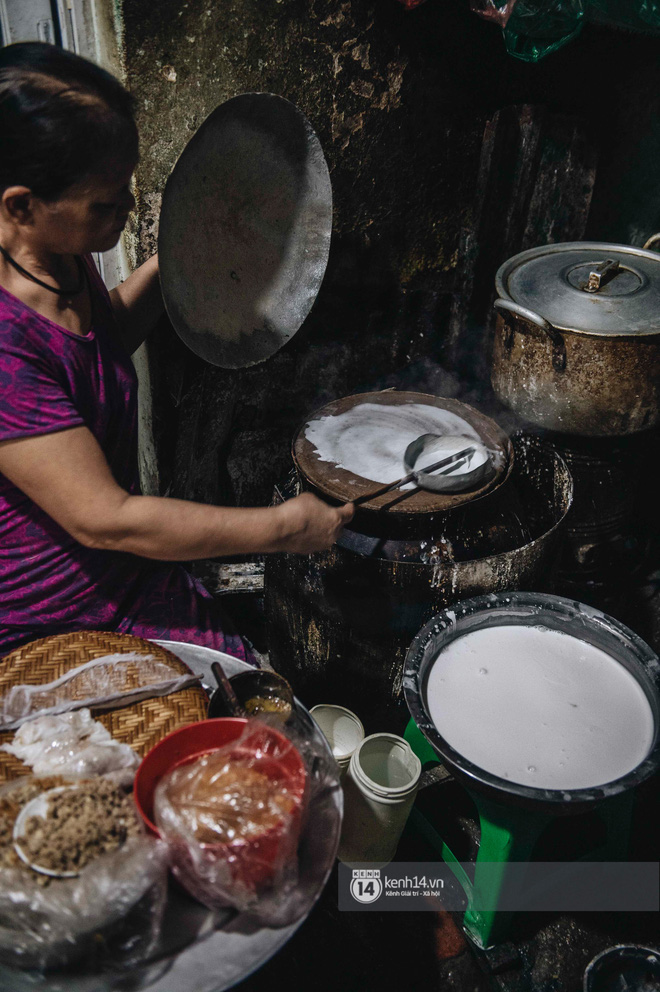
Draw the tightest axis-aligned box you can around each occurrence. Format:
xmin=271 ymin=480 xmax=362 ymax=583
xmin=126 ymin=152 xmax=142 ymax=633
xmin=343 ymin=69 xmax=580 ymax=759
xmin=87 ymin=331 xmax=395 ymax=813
xmin=495 ymin=238 xmax=660 ymax=337
xmin=158 ymin=93 xmax=333 ymax=368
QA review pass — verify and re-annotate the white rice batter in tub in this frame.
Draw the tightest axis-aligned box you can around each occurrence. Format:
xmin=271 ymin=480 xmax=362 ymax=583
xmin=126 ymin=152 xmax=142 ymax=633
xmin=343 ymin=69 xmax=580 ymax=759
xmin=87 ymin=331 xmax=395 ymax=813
xmin=304 ymin=402 xmax=490 ymax=485
xmin=425 ymin=624 xmax=655 ymax=790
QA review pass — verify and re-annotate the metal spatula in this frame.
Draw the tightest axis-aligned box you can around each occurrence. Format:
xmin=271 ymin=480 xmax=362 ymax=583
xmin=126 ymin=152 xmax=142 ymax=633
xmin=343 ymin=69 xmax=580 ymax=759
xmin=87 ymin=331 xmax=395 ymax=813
xmin=352 ymin=441 xmax=476 ymax=506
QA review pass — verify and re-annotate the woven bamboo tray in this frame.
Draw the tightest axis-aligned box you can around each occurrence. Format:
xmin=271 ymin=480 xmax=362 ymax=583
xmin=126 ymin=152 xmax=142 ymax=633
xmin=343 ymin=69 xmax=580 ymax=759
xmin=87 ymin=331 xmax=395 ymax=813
xmin=0 ymin=631 xmax=209 ymax=782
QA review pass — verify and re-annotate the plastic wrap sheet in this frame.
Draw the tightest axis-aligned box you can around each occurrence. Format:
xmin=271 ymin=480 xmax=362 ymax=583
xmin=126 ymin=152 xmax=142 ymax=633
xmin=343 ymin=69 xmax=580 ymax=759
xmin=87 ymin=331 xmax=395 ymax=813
xmin=0 ymin=777 xmax=168 ymax=973
xmin=1 ymin=709 xmax=139 ymax=782
xmin=154 ymin=716 xmax=339 ymax=924
xmin=0 ymin=653 xmax=199 ymax=730
xmin=470 ymin=0 xmax=518 ymax=26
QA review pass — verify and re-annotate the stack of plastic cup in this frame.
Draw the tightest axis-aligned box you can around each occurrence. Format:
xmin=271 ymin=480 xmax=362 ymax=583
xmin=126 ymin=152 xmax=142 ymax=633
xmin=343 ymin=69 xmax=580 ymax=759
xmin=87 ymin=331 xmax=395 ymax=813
xmin=309 ymin=704 xmax=365 ymax=778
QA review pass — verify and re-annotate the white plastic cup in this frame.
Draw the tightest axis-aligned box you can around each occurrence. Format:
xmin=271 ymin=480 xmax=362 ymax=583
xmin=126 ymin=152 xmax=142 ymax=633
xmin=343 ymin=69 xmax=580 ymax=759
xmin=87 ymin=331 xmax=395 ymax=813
xmin=338 ymin=733 xmax=422 ymax=865
xmin=309 ymin=704 xmax=365 ymax=776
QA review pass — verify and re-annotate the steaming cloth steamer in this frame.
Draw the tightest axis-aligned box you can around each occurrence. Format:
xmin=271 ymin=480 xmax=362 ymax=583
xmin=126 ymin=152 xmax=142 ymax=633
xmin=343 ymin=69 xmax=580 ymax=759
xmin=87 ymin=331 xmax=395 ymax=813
xmin=293 ymin=391 xmax=512 ymax=529
xmin=265 ymin=390 xmax=573 ymax=727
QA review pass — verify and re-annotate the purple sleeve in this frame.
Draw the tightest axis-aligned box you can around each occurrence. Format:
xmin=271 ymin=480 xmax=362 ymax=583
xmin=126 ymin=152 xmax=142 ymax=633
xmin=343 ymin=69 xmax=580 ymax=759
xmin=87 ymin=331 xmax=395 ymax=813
xmin=0 ymin=326 xmax=84 ymax=441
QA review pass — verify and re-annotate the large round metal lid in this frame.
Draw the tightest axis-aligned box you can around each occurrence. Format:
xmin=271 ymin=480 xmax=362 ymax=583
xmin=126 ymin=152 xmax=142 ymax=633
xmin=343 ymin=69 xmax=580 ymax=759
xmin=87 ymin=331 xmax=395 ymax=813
xmin=294 ymin=391 xmax=512 ymax=517
xmin=495 ymin=242 xmax=660 ymax=337
xmin=159 ymin=93 xmax=332 ymax=368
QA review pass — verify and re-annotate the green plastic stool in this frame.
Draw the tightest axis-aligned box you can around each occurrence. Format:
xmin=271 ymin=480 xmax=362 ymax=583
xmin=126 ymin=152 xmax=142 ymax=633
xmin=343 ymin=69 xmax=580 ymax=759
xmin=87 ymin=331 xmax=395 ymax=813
xmin=405 ymin=718 xmax=634 ymax=948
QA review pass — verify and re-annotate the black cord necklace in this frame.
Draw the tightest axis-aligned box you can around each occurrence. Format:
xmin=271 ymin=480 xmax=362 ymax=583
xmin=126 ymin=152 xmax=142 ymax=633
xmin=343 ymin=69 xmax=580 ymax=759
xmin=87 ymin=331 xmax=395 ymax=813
xmin=0 ymin=244 xmax=85 ymax=297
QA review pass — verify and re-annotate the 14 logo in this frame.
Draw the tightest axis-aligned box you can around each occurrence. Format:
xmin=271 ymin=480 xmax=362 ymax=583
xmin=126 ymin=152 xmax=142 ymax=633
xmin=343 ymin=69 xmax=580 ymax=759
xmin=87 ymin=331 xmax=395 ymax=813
xmin=350 ymin=869 xmax=383 ymax=904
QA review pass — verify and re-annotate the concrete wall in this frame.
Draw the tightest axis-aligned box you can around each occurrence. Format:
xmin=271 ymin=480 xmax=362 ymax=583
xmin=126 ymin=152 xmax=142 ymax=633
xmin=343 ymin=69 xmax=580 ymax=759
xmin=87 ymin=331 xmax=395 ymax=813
xmin=119 ymin=0 xmax=660 ymax=508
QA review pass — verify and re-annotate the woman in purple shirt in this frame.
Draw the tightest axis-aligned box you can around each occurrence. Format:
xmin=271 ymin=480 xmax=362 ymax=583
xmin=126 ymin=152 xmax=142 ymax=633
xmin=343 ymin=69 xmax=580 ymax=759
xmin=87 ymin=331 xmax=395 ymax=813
xmin=0 ymin=43 xmax=353 ymax=659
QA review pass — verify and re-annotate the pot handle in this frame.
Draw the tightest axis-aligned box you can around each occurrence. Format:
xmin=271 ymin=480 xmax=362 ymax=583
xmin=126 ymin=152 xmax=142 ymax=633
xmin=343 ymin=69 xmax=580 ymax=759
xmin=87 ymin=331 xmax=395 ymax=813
xmin=643 ymin=233 xmax=660 ymax=252
xmin=493 ymin=298 xmax=567 ymax=373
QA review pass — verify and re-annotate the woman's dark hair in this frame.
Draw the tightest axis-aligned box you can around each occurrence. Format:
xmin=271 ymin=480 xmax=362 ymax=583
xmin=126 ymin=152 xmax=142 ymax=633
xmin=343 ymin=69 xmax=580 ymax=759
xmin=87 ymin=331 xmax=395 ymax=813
xmin=0 ymin=42 xmax=138 ymax=200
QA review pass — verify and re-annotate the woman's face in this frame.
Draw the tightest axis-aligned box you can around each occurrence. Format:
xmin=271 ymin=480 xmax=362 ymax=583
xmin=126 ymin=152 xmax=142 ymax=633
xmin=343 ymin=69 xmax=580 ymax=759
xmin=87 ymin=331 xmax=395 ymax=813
xmin=34 ymin=156 xmax=137 ymax=255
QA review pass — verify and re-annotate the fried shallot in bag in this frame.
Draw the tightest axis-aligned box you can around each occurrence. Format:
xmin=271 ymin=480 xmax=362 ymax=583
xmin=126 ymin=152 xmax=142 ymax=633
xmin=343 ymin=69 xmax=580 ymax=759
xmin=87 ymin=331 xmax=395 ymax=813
xmin=154 ymin=714 xmax=340 ymax=924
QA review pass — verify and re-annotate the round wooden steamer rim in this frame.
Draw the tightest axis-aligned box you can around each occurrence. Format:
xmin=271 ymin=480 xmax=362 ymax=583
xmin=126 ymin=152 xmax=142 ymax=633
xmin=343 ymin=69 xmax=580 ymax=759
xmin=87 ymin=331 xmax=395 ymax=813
xmin=293 ymin=391 xmax=513 ymax=515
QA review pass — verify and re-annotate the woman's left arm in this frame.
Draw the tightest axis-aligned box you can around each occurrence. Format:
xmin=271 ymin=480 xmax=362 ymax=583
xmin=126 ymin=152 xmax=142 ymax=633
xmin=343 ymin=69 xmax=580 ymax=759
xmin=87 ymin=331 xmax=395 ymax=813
xmin=109 ymin=253 xmax=163 ymax=354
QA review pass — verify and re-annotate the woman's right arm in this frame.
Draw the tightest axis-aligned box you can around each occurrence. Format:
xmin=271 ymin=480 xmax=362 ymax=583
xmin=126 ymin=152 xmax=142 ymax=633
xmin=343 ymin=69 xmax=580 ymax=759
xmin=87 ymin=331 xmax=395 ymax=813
xmin=0 ymin=426 xmax=354 ymax=558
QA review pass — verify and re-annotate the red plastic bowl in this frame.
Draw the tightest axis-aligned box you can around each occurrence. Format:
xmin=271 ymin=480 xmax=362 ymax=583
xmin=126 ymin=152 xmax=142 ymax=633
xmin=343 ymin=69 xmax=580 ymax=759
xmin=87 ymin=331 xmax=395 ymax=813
xmin=134 ymin=718 xmax=307 ymax=906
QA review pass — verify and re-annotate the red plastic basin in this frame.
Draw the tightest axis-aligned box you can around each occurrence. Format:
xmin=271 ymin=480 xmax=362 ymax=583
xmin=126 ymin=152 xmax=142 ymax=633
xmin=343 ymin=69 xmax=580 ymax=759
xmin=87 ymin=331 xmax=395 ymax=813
xmin=134 ymin=718 xmax=307 ymax=907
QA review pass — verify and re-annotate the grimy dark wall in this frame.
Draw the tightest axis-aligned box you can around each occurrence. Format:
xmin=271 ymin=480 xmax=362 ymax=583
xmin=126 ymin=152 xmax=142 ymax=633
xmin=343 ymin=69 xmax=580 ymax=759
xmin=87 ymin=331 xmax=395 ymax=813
xmin=121 ymin=0 xmax=660 ymax=509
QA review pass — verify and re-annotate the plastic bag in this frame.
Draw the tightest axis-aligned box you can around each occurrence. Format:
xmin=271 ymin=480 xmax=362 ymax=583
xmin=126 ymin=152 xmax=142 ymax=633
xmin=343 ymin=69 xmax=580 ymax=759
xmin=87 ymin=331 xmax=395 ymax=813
xmin=477 ymin=0 xmax=660 ymax=63
xmin=0 ymin=776 xmax=168 ymax=973
xmin=470 ymin=0 xmax=518 ymax=27
xmin=0 ymin=652 xmax=200 ymax=730
xmin=154 ymin=715 xmax=339 ymax=923
xmin=1 ymin=709 xmax=139 ymax=783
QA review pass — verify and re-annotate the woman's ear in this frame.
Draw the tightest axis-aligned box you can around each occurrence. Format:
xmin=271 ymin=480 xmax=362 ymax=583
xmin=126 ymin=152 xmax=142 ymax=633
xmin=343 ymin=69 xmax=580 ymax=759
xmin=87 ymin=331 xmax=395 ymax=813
xmin=1 ymin=186 xmax=34 ymax=226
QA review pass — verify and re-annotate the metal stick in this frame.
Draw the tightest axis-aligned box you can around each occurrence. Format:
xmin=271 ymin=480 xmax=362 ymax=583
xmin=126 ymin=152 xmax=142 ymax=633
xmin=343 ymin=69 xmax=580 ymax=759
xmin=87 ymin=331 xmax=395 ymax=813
xmin=211 ymin=661 xmax=245 ymax=717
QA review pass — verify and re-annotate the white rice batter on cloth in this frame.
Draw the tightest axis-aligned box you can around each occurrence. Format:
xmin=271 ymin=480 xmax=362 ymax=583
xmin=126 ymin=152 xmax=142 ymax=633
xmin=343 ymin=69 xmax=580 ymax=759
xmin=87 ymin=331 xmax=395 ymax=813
xmin=304 ymin=402 xmax=489 ymax=485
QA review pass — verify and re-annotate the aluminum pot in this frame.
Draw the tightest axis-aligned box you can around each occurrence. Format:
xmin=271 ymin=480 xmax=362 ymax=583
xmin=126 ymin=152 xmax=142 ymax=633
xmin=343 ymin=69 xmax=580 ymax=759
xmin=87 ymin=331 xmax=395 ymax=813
xmin=492 ymin=235 xmax=660 ymax=436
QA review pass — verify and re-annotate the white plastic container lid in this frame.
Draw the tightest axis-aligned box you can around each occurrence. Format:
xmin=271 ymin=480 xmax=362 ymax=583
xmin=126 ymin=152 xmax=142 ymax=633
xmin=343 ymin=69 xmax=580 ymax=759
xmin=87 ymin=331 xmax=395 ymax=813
xmin=309 ymin=704 xmax=365 ymax=765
